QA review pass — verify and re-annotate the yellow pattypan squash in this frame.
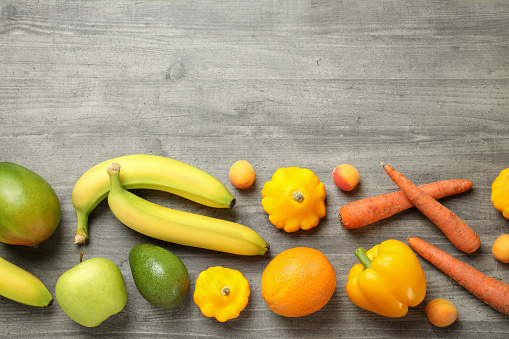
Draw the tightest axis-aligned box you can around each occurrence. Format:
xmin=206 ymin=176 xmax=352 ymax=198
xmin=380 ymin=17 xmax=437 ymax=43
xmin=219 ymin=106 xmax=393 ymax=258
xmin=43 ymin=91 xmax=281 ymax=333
xmin=193 ymin=266 xmax=250 ymax=322
xmin=492 ymin=167 xmax=509 ymax=219
xmin=261 ymin=167 xmax=326 ymax=232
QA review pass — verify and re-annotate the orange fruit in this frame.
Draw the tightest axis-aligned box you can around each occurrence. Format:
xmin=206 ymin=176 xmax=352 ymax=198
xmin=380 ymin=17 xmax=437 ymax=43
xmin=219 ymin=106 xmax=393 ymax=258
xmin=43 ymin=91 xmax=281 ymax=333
xmin=426 ymin=299 xmax=458 ymax=327
xmin=229 ymin=160 xmax=255 ymax=189
xmin=260 ymin=247 xmax=336 ymax=317
xmin=492 ymin=234 xmax=509 ymax=263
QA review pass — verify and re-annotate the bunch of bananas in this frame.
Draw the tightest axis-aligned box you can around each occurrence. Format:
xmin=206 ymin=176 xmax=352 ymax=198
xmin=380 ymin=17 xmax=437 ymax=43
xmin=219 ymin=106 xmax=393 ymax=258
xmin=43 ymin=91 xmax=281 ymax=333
xmin=71 ymin=154 xmax=269 ymax=256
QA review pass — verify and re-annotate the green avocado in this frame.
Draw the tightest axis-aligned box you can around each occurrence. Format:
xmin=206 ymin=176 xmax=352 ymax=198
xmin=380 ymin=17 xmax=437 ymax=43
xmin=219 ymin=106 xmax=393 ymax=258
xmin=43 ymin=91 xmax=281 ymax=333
xmin=129 ymin=244 xmax=189 ymax=309
xmin=0 ymin=162 xmax=61 ymax=246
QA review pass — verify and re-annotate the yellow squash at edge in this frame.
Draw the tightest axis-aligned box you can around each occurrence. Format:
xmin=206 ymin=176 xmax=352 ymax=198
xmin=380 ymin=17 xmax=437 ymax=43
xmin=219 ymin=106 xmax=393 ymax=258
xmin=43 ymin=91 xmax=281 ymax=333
xmin=261 ymin=167 xmax=326 ymax=232
xmin=346 ymin=239 xmax=427 ymax=318
xmin=193 ymin=266 xmax=250 ymax=322
xmin=492 ymin=167 xmax=509 ymax=219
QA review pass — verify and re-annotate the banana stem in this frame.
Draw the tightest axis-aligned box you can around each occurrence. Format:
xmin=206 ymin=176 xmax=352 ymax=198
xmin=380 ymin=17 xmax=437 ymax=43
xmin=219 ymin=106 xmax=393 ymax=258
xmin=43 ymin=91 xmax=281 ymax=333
xmin=74 ymin=211 xmax=89 ymax=244
xmin=74 ymin=163 xmax=121 ymax=245
xmin=107 ymin=163 xmax=120 ymax=175
xmin=107 ymin=163 xmax=123 ymax=195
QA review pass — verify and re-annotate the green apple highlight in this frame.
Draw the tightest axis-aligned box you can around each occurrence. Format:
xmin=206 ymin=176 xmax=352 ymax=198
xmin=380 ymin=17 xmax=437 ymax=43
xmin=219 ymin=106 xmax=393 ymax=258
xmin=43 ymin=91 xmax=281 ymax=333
xmin=55 ymin=253 xmax=127 ymax=327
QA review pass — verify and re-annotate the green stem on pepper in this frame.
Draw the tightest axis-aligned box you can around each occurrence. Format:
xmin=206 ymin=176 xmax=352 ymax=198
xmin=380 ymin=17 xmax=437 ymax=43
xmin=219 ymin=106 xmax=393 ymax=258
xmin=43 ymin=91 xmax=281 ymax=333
xmin=355 ymin=247 xmax=372 ymax=269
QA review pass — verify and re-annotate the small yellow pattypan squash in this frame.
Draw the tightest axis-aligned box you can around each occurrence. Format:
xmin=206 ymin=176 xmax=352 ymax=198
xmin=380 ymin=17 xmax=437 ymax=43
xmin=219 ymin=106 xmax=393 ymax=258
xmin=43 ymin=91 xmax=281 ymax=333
xmin=193 ymin=266 xmax=250 ymax=322
xmin=261 ymin=167 xmax=326 ymax=232
xmin=492 ymin=167 xmax=509 ymax=219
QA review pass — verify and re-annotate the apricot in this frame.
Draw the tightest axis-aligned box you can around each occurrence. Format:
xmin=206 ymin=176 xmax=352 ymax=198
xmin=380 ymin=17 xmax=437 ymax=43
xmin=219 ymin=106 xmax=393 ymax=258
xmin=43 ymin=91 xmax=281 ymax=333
xmin=229 ymin=160 xmax=255 ymax=189
xmin=426 ymin=299 xmax=458 ymax=327
xmin=492 ymin=234 xmax=509 ymax=263
xmin=332 ymin=164 xmax=360 ymax=191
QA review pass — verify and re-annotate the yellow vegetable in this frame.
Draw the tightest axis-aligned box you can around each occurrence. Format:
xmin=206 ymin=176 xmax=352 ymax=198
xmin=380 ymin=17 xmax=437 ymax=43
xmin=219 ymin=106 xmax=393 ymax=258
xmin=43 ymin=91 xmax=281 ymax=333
xmin=492 ymin=168 xmax=509 ymax=219
xmin=346 ymin=239 xmax=427 ymax=318
xmin=261 ymin=167 xmax=326 ymax=232
xmin=193 ymin=266 xmax=250 ymax=322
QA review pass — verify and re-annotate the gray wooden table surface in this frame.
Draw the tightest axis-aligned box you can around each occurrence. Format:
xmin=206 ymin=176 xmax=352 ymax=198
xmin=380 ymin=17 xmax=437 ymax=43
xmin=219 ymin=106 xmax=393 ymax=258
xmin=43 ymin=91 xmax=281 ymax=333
xmin=1 ymin=0 xmax=509 ymax=338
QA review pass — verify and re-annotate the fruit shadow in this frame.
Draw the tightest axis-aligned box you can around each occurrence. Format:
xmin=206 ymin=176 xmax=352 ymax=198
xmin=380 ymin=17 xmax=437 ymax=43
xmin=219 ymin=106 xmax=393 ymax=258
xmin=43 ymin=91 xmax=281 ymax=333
xmin=265 ymin=285 xmax=342 ymax=333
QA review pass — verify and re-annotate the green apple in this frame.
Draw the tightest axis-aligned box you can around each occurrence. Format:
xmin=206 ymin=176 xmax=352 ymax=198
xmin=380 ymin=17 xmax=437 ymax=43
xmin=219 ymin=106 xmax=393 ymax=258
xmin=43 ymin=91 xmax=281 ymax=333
xmin=55 ymin=253 xmax=127 ymax=327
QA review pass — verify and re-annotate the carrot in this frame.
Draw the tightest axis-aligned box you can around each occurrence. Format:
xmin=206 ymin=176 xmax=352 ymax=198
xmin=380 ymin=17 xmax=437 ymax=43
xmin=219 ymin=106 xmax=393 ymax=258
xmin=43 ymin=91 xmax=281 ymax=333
xmin=339 ymin=179 xmax=473 ymax=229
xmin=382 ymin=164 xmax=480 ymax=253
xmin=408 ymin=236 xmax=509 ymax=316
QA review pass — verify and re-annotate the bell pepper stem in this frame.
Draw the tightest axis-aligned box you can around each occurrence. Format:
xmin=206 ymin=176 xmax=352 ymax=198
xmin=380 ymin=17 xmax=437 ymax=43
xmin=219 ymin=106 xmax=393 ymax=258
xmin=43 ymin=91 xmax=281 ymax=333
xmin=355 ymin=247 xmax=371 ymax=269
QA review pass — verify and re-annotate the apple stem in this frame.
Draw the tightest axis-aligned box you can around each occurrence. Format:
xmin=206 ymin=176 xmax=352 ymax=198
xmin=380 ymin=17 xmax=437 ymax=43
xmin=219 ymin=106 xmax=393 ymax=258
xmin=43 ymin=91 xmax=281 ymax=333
xmin=79 ymin=251 xmax=85 ymax=263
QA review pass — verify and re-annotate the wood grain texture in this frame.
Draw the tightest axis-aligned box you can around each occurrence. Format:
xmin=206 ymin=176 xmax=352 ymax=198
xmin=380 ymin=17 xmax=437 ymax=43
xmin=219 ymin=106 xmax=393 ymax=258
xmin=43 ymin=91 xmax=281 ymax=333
xmin=1 ymin=0 xmax=509 ymax=338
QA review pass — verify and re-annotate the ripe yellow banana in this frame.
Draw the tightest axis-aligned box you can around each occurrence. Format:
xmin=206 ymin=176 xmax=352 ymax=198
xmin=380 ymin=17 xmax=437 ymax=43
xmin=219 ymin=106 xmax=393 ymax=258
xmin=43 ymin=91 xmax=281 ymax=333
xmin=0 ymin=256 xmax=53 ymax=307
xmin=107 ymin=163 xmax=269 ymax=256
xmin=72 ymin=154 xmax=236 ymax=244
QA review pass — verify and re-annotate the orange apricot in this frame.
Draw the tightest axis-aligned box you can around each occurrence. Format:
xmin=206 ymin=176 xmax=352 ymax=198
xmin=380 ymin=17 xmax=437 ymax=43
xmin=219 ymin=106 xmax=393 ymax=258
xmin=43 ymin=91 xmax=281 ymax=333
xmin=332 ymin=164 xmax=360 ymax=191
xmin=229 ymin=160 xmax=255 ymax=189
xmin=426 ymin=299 xmax=458 ymax=327
xmin=492 ymin=234 xmax=509 ymax=263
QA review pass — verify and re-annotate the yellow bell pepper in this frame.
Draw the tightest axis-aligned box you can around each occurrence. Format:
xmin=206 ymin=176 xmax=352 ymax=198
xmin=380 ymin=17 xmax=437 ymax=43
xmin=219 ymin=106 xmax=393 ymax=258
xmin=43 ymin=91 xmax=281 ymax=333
xmin=261 ymin=167 xmax=326 ymax=232
xmin=346 ymin=239 xmax=427 ymax=318
xmin=492 ymin=168 xmax=509 ymax=219
xmin=193 ymin=266 xmax=250 ymax=322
